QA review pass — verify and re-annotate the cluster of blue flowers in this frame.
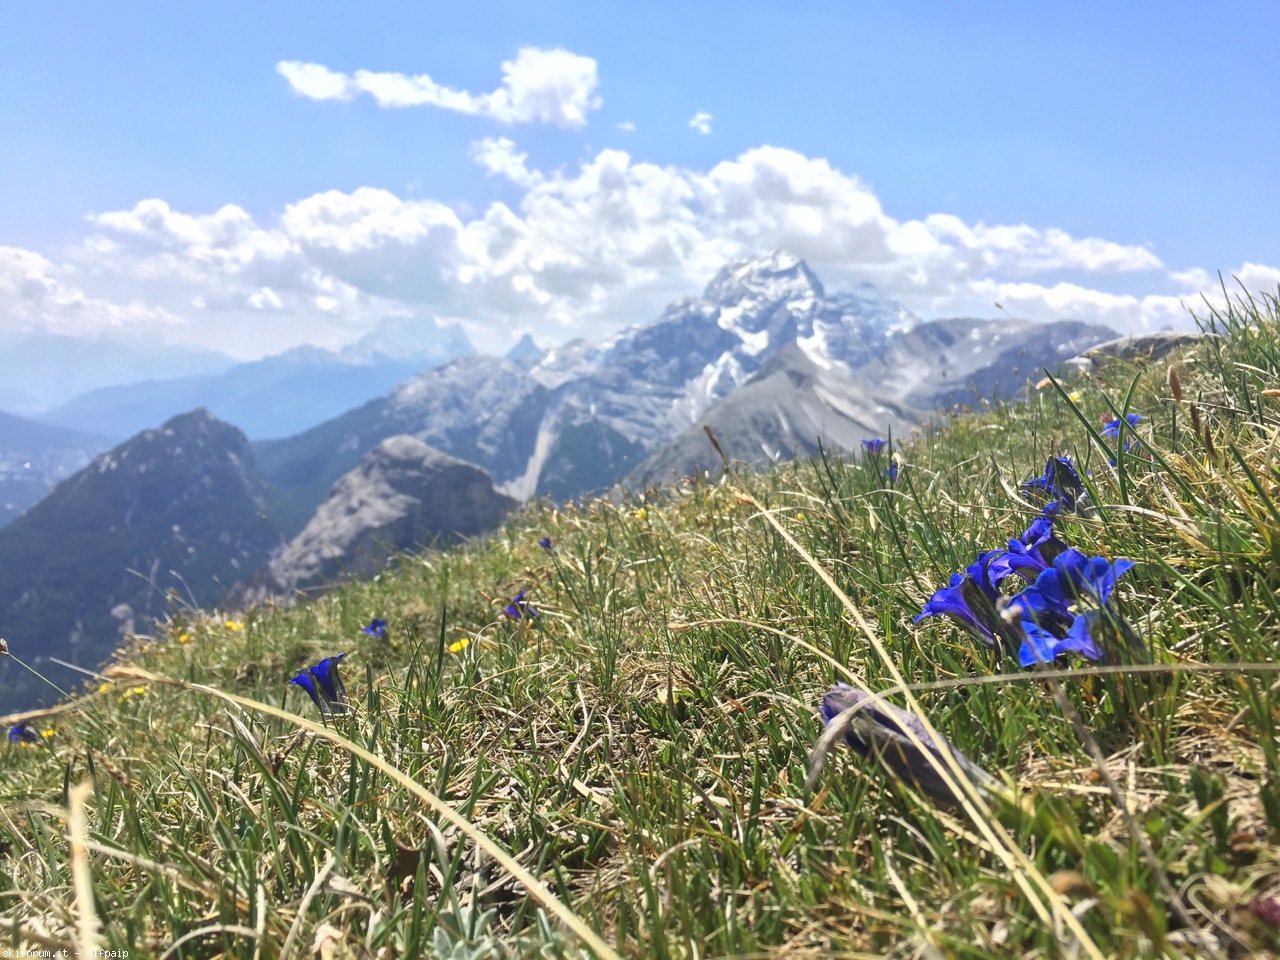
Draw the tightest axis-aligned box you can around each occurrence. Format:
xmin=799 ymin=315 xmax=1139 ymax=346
xmin=288 ymin=654 xmax=351 ymax=718
xmin=916 ymin=456 xmax=1139 ymax=667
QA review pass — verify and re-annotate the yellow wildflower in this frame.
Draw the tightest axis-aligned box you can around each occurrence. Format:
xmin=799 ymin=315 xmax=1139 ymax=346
xmin=225 ymin=620 xmax=245 ymax=631
xmin=448 ymin=638 xmax=471 ymax=654
xmin=177 ymin=633 xmax=192 ymax=644
xmin=1067 ymin=391 xmax=1083 ymax=402
xmin=633 ymin=507 xmax=648 ymax=520
xmin=98 ymin=682 xmax=110 ymax=694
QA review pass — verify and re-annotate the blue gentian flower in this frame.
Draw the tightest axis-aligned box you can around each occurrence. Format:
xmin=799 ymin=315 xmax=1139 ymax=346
xmin=1018 ymin=616 xmax=1102 ymax=666
xmin=504 ymin=589 xmax=538 ymax=620
xmin=862 ymin=438 xmax=886 ymax=456
xmin=885 ymin=462 xmax=899 ymax=485
xmin=1022 ymin=456 xmax=1088 ymax=514
xmin=1101 ymin=413 xmax=1142 ymax=438
xmin=289 ymin=654 xmax=351 ymax=717
xmin=361 ymin=618 xmax=388 ymax=640
xmin=916 ymin=551 xmax=1020 ymax=653
xmin=538 ymin=536 xmax=553 ymax=551
xmin=1006 ymin=549 xmax=1137 ymax=666
xmin=988 ymin=515 xmax=1066 ymax=586
xmin=7 ymin=723 xmax=41 ymax=745
xmin=818 ymin=684 xmax=996 ymax=805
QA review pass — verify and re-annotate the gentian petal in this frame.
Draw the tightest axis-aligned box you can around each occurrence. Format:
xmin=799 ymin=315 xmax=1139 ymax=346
xmin=310 ymin=654 xmax=349 ymax=713
xmin=289 ymin=670 xmax=330 ymax=717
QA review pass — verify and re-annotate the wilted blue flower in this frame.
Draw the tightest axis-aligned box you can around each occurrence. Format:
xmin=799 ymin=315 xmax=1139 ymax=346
xmin=814 ymin=684 xmax=997 ymax=804
xmin=988 ymin=515 xmax=1067 ymax=586
xmin=1101 ymin=413 xmax=1142 ymax=438
xmin=289 ymin=654 xmax=351 ymax=717
xmin=862 ymin=438 xmax=886 ymax=456
xmin=1022 ymin=456 xmax=1088 ymax=514
xmin=7 ymin=722 xmax=41 ymax=745
xmin=504 ymin=589 xmax=538 ymax=620
xmin=361 ymin=618 xmax=388 ymax=640
xmin=538 ymin=536 xmax=552 ymax=551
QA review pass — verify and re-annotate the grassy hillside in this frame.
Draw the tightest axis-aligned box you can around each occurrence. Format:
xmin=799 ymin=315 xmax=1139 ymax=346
xmin=3 ymin=291 xmax=1280 ymax=957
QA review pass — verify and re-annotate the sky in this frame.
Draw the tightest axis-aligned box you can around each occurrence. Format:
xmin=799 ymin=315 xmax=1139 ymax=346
xmin=1 ymin=1 xmax=1278 ymax=360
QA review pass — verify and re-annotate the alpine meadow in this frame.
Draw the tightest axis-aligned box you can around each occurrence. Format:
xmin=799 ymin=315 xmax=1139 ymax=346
xmin=2 ymin=288 xmax=1280 ymax=958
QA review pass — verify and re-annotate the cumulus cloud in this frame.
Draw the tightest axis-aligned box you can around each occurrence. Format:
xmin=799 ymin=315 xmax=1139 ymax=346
xmin=70 ymin=142 xmax=1280 ymax=353
xmin=0 ymin=245 xmax=179 ymax=336
xmin=277 ymin=47 xmax=602 ymax=128
xmin=688 ymin=111 xmax=713 ymax=135
xmin=468 ymin=138 xmax=542 ymax=187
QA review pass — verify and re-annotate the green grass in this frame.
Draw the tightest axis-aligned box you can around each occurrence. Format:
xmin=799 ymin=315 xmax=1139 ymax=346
xmin=5 ymin=288 xmax=1280 ymax=957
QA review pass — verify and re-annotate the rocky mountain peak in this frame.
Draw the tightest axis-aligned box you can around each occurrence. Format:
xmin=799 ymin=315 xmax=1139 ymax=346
xmin=702 ymin=251 xmax=824 ymax=307
xmin=505 ymin=333 xmax=544 ymax=367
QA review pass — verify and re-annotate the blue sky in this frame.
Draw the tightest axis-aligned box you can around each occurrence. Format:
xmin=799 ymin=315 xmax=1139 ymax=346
xmin=2 ymin=1 xmax=1277 ymax=359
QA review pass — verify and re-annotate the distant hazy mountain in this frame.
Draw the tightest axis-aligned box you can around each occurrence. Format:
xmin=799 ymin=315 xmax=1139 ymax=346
xmin=38 ymin=321 xmax=473 ymax=442
xmin=852 ymin=316 xmax=1115 ymax=410
xmin=253 ymin=252 xmax=1118 ymax=525
xmin=0 ymin=409 xmax=281 ymax=708
xmin=0 ymin=330 xmax=235 ymax=415
xmin=0 ymin=411 xmax=113 ymax=528
xmin=252 ymin=435 xmax=516 ymax=599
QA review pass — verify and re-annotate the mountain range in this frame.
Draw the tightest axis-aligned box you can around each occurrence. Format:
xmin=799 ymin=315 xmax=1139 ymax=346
xmin=34 ymin=318 xmax=474 ymax=441
xmin=255 ymin=252 xmax=1112 ymax=532
xmin=0 ymin=252 xmax=1118 ymax=710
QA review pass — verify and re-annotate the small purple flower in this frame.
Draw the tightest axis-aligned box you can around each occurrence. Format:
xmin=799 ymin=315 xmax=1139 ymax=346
xmin=1022 ymin=456 xmax=1088 ymax=514
xmin=289 ymin=654 xmax=351 ymax=717
xmin=361 ymin=618 xmax=388 ymax=640
xmin=862 ymin=438 xmax=886 ymax=456
xmin=538 ymin=536 xmax=553 ymax=551
xmin=885 ymin=462 xmax=899 ymax=485
xmin=816 ymin=684 xmax=996 ymax=805
xmin=7 ymin=723 xmax=42 ymax=745
xmin=1249 ymin=895 xmax=1280 ymax=928
xmin=504 ymin=589 xmax=539 ymax=621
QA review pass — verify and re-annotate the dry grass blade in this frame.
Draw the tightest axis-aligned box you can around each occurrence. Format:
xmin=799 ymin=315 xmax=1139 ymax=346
xmin=66 ymin=778 xmax=101 ymax=955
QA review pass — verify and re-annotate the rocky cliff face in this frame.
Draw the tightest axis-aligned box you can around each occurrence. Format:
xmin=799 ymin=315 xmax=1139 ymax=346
xmin=625 ymin=343 xmax=921 ymax=488
xmin=256 ymin=435 xmax=515 ymax=598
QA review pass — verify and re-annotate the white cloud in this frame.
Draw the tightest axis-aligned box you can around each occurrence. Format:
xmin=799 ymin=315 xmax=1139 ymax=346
xmin=277 ymin=47 xmax=602 ymax=128
xmin=688 ymin=111 xmax=713 ymax=135
xmin=468 ymin=138 xmax=542 ymax=187
xmin=0 ymin=245 xmax=179 ymax=337
xmin=69 ymin=142 xmax=1280 ymax=353
xmin=616 ymin=121 xmax=636 ymax=133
